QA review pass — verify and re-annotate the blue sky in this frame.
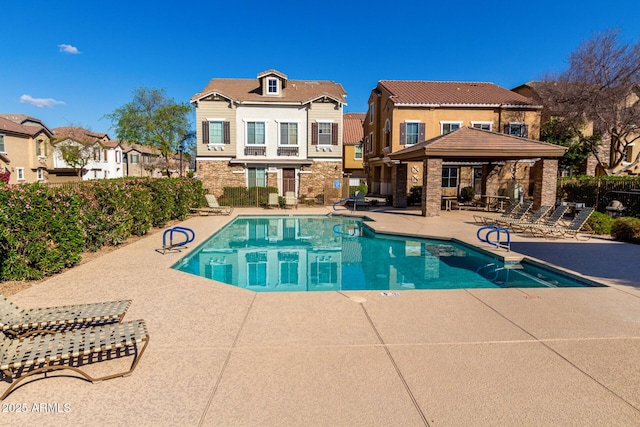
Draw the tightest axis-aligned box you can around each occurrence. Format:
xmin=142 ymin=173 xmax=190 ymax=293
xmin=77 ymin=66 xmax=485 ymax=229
xmin=2 ymin=0 xmax=640 ymax=135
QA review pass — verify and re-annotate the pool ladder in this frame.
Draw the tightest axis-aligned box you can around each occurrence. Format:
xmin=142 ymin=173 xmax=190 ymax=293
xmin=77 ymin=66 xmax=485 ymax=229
xmin=476 ymin=262 xmax=510 ymax=286
xmin=477 ymin=225 xmax=511 ymax=252
xmin=157 ymin=226 xmax=195 ymax=254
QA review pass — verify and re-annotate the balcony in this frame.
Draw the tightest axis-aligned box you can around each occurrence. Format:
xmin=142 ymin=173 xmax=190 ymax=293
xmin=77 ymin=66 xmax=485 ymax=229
xmin=245 ymin=146 xmax=266 ymax=156
xmin=277 ymin=146 xmax=299 ymax=156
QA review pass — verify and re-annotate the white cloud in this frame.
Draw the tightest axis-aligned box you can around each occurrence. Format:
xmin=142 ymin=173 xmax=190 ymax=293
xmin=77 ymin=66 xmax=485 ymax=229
xmin=20 ymin=94 xmax=66 ymax=108
xmin=58 ymin=44 xmax=81 ymax=54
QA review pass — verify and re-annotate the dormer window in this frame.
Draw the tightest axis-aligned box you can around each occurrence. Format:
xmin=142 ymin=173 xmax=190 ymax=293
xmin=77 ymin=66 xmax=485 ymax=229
xmin=267 ymin=78 xmax=278 ymax=94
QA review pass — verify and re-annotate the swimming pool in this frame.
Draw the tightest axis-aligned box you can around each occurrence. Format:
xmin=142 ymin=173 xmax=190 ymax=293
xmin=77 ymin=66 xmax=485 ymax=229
xmin=172 ymin=215 xmax=604 ymax=292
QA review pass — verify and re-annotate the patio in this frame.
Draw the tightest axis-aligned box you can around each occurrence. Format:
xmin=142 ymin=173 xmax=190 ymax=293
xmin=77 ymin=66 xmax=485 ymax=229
xmin=3 ymin=207 xmax=640 ymax=426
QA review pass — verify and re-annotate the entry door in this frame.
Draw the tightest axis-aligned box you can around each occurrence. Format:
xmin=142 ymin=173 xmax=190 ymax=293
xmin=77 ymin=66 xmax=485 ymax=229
xmin=283 ymin=168 xmax=295 ymax=194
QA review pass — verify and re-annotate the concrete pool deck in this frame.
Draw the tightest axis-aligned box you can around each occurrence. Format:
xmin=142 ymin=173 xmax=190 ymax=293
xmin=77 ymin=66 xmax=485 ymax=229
xmin=3 ymin=207 xmax=640 ymax=426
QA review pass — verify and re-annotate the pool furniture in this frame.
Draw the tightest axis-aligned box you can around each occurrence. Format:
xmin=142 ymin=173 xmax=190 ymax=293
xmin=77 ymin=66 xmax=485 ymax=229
xmin=0 ymin=296 xmax=131 ymax=338
xmin=474 ymin=201 xmax=532 ymax=225
xmin=0 ymin=319 xmax=149 ymax=400
xmin=191 ymin=194 xmax=233 ymax=216
xmin=524 ymin=207 xmax=595 ymax=240
xmin=285 ymin=192 xmax=297 ymax=209
xmin=267 ymin=193 xmax=280 ymax=209
xmin=512 ymin=204 xmax=569 ymax=233
xmin=496 ymin=205 xmax=553 ymax=231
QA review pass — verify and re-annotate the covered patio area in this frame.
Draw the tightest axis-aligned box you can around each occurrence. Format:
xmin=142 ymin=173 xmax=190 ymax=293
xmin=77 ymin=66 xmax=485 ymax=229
xmin=388 ymin=127 xmax=567 ymax=216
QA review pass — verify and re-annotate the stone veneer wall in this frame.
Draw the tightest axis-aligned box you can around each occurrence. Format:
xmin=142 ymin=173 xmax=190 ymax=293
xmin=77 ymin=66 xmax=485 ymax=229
xmin=299 ymin=161 xmax=342 ymax=203
xmin=197 ymin=160 xmax=245 ymax=196
xmin=531 ymin=159 xmax=559 ymax=209
xmin=392 ymin=163 xmax=408 ymax=208
xmin=422 ymin=158 xmax=442 ymax=217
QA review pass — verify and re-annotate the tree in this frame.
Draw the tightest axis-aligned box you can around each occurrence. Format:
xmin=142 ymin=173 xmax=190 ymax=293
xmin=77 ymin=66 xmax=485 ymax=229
xmin=106 ymin=87 xmax=192 ymax=177
xmin=543 ymin=29 xmax=640 ymax=174
xmin=57 ymin=142 xmax=94 ymax=178
xmin=541 ymin=118 xmax=593 ymax=176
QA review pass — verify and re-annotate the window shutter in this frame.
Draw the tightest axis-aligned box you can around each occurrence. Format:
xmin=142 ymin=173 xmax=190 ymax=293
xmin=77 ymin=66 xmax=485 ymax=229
xmin=223 ymin=121 xmax=230 ymax=144
xmin=503 ymin=124 xmax=509 ymax=135
xmin=331 ymin=123 xmax=338 ymax=145
xmin=311 ymin=123 xmax=318 ymax=145
xmin=522 ymin=125 xmax=529 ymax=138
xmin=400 ymin=123 xmax=406 ymax=145
xmin=418 ymin=123 xmax=426 ymax=142
xmin=202 ymin=121 xmax=209 ymax=144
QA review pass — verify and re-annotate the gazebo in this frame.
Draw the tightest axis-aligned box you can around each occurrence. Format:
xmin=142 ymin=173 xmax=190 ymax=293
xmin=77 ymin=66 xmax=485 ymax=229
xmin=388 ymin=127 xmax=568 ymax=216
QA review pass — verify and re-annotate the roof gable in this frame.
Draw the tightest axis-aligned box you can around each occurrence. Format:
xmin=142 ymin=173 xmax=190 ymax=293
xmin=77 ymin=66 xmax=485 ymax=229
xmin=192 ymin=71 xmax=347 ymax=106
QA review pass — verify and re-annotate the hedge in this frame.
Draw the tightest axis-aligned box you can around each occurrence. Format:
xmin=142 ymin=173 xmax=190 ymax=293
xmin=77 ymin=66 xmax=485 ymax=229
xmin=0 ymin=177 xmax=203 ymax=280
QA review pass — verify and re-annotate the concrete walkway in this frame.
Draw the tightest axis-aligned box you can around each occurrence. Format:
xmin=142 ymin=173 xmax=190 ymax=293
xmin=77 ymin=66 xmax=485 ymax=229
xmin=3 ymin=208 xmax=640 ymax=426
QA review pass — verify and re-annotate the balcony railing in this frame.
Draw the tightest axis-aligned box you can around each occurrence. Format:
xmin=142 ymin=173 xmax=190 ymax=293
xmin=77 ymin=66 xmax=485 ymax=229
xmin=277 ymin=146 xmax=299 ymax=156
xmin=245 ymin=146 xmax=266 ymax=156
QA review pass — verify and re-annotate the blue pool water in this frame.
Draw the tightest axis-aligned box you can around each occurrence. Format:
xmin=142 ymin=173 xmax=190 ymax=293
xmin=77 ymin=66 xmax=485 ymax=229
xmin=172 ymin=216 xmax=604 ymax=292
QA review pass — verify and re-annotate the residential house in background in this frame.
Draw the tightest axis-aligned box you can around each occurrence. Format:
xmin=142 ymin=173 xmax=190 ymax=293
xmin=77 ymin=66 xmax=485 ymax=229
xmin=0 ymin=114 xmax=54 ymax=184
xmin=342 ymin=112 xmax=366 ymax=186
xmin=120 ymin=142 xmax=163 ymax=177
xmin=191 ymin=69 xmax=347 ymax=200
xmin=363 ymin=81 xmax=544 ymax=201
xmin=52 ymin=127 xmax=123 ymax=181
xmin=512 ymin=81 xmax=639 ymax=176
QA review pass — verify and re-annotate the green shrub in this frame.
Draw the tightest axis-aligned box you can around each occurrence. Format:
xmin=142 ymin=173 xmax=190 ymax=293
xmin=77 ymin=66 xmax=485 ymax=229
xmin=408 ymin=186 xmax=422 ymax=205
xmin=0 ymin=177 xmax=201 ymax=280
xmin=611 ymin=217 xmax=640 ymax=244
xmin=460 ymin=187 xmax=475 ymax=202
xmin=587 ymin=211 xmax=616 ymax=235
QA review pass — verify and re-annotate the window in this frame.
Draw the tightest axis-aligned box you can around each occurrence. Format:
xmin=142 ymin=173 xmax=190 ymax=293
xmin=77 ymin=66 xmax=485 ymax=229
xmin=130 ymin=154 xmax=139 ymax=164
xmin=93 ymin=147 xmax=100 ymax=161
xmin=280 ymin=123 xmax=298 ymax=145
xmin=202 ymin=120 xmax=230 ymax=144
xmin=16 ymin=167 xmax=25 ymax=181
xmin=0 ymin=134 xmax=4 ymax=152
xmin=506 ymin=122 xmax=527 ymax=137
xmin=36 ymin=169 xmax=44 ymax=181
xmin=624 ymin=144 xmax=635 ymax=163
xmin=247 ymin=122 xmax=266 ymax=145
xmin=116 ymin=151 xmax=121 ymax=163
xmin=354 ymin=144 xmax=363 ymax=160
xmin=267 ymin=78 xmax=278 ymax=94
xmin=369 ymin=102 xmax=374 ymax=124
xmin=442 ymin=167 xmax=458 ymax=188
xmin=248 ymin=168 xmax=266 ymax=187
xmin=209 ymin=121 xmax=223 ymax=144
xmin=406 ymin=123 xmax=420 ymax=145
xmin=318 ymin=122 xmax=332 ymax=145
xmin=369 ymin=133 xmax=374 ymax=152
xmin=103 ymin=149 xmax=107 ymax=162
xmin=441 ymin=122 xmax=461 ymax=135
xmin=36 ymin=139 xmax=47 ymax=156
xmin=472 ymin=122 xmax=492 ymax=131
xmin=384 ymin=120 xmax=391 ymax=148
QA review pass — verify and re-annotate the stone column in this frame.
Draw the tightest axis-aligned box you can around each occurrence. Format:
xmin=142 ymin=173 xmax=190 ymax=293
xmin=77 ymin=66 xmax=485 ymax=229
xmin=422 ymin=158 xmax=442 ymax=217
xmin=532 ymin=159 xmax=559 ymax=208
xmin=392 ymin=163 xmax=408 ymax=208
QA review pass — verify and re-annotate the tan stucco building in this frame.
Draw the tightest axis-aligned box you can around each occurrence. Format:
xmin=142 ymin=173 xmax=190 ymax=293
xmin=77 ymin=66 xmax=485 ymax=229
xmin=191 ymin=70 xmax=347 ymax=201
xmin=0 ymin=114 xmax=54 ymax=184
xmin=363 ymin=81 xmax=544 ymax=201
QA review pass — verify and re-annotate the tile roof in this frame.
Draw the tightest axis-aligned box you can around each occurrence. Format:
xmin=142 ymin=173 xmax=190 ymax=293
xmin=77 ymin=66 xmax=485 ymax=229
xmin=119 ymin=142 xmax=160 ymax=155
xmin=192 ymin=74 xmax=347 ymax=105
xmin=53 ymin=126 xmax=108 ymax=145
xmin=0 ymin=116 xmax=47 ymax=137
xmin=390 ymin=126 xmax=566 ymax=161
xmin=378 ymin=81 xmax=540 ymax=107
xmin=343 ymin=113 xmax=365 ymax=145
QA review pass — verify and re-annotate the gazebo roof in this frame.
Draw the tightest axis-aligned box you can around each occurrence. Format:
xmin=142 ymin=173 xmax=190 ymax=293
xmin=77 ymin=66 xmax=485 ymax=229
xmin=389 ymin=126 xmax=567 ymax=162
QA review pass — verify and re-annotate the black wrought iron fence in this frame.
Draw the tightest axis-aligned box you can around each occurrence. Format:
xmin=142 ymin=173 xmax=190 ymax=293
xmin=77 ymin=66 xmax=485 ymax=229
xmin=558 ymin=179 xmax=640 ymax=217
